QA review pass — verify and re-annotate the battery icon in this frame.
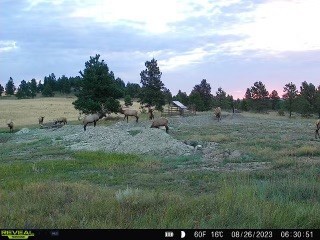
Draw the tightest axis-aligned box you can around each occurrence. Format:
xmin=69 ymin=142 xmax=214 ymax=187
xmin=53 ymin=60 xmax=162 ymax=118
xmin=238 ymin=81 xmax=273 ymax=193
xmin=165 ymin=231 xmax=174 ymax=237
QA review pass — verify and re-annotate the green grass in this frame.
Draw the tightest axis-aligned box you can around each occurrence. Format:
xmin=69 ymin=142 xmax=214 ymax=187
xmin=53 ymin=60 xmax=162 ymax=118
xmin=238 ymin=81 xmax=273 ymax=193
xmin=1 ymin=112 xmax=320 ymax=228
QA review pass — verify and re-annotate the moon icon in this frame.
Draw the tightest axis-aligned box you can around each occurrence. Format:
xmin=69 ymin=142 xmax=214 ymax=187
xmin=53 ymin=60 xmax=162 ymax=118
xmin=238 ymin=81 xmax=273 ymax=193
xmin=181 ymin=231 xmax=186 ymax=238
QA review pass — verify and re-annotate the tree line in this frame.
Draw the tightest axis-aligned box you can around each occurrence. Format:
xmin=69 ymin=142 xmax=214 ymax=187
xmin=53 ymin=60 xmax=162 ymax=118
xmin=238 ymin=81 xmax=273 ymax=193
xmin=174 ymin=80 xmax=320 ymax=118
xmin=1 ymin=54 xmax=319 ymax=118
xmin=1 ymin=74 xmax=140 ymax=100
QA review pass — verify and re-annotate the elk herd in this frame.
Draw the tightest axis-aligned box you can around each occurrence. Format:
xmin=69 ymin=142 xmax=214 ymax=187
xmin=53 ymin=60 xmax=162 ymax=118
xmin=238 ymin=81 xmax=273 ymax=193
xmin=3 ymin=105 xmax=320 ymax=139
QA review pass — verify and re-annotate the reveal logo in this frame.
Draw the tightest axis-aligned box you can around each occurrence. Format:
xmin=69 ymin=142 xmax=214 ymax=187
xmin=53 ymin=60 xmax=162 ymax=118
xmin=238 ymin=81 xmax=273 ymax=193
xmin=1 ymin=230 xmax=35 ymax=239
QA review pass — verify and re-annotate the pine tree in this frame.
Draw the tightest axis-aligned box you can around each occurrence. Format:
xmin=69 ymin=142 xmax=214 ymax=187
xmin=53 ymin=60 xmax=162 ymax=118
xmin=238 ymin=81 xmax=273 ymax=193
xmin=214 ymin=87 xmax=233 ymax=109
xmin=315 ymin=87 xmax=320 ymax=118
xmin=189 ymin=79 xmax=212 ymax=111
xmin=124 ymin=95 xmax=133 ymax=107
xmin=283 ymin=82 xmax=298 ymax=117
xmin=29 ymin=78 xmax=38 ymax=98
xmin=300 ymin=81 xmax=316 ymax=115
xmin=173 ymin=90 xmax=189 ymax=106
xmin=16 ymin=80 xmax=32 ymax=99
xmin=5 ymin=77 xmax=16 ymax=95
xmin=0 ymin=84 xmax=4 ymax=96
xmin=139 ymin=58 xmax=166 ymax=111
xmin=42 ymin=84 xmax=55 ymax=97
xmin=125 ymin=82 xmax=141 ymax=98
xmin=269 ymin=90 xmax=280 ymax=110
xmin=250 ymin=81 xmax=269 ymax=112
xmin=73 ymin=54 xmax=122 ymax=114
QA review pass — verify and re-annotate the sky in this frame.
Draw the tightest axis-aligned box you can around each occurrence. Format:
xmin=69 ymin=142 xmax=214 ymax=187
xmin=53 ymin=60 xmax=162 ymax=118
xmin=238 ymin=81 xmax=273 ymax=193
xmin=1 ymin=0 xmax=320 ymax=99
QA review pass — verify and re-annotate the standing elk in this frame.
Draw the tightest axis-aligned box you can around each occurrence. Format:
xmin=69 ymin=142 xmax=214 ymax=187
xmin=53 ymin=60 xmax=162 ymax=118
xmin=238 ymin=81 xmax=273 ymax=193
xmin=119 ymin=107 xmax=139 ymax=123
xmin=315 ymin=119 xmax=320 ymax=139
xmin=214 ymin=107 xmax=222 ymax=122
xmin=148 ymin=106 xmax=154 ymax=120
xmin=38 ymin=116 xmax=44 ymax=125
xmin=83 ymin=111 xmax=107 ymax=131
xmin=7 ymin=119 xmax=14 ymax=133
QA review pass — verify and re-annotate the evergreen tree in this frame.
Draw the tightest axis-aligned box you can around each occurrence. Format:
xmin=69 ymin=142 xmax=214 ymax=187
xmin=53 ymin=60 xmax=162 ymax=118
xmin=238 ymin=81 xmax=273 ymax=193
xmin=299 ymin=81 xmax=316 ymax=114
xmin=125 ymin=82 xmax=141 ymax=98
xmin=294 ymin=95 xmax=313 ymax=117
xmin=43 ymin=73 xmax=57 ymax=92
xmin=314 ymin=87 xmax=320 ymax=118
xmin=124 ymin=95 xmax=133 ymax=107
xmin=57 ymin=75 xmax=71 ymax=94
xmin=242 ymin=88 xmax=253 ymax=111
xmin=115 ymin=77 xmax=126 ymax=97
xmin=37 ymin=80 xmax=44 ymax=93
xmin=240 ymin=99 xmax=250 ymax=111
xmin=189 ymin=91 xmax=204 ymax=111
xmin=72 ymin=54 xmax=122 ymax=114
xmin=213 ymin=87 xmax=233 ymax=109
xmin=69 ymin=76 xmax=82 ymax=92
xmin=139 ymin=58 xmax=165 ymax=111
xmin=5 ymin=77 xmax=16 ymax=95
xmin=234 ymin=98 xmax=241 ymax=111
xmin=245 ymin=88 xmax=252 ymax=99
xmin=42 ymin=84 xmax=55 ymax=97
xmin=0 ymin=83 xmax=4 ymax=96
xmin=16 ymin=80 xmax=32 ymax=99
xmin=163 ymin=87 xmax=172 ymax=105
xmin=189 ymin=79 xmax=213 ymax=111
xmin=283 ymin=82 xmax=298 ymax=117
xmin=269 ymin=90 xmax=280 ymax=110
xmin=214 ymin=87 xmax=226 ymax=107
xmin=226 ymin=94 xmax=234 ymax=111
xmin=250 ymin=81 xmax=269 ymax=112
xmin=29 ymin=78 xmax=38 ymax=98
xmin=172 ymin=90 xmax=189 ymax=106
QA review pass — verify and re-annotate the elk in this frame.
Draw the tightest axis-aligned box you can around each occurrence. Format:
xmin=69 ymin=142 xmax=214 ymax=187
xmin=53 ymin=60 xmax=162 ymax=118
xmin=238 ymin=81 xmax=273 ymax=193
xmin=119 ymin=107 xmax=139 ymax=123
xmin=83 ymin=111 xmax=107 ymax=131
xmin=148 ymin=106 xmax=154 ymax=120
xmin=38 ymin=116 xmax=44 ymax=125
xmin=54 ymin=117 xmax=67 ymax=125
xmin=214 ymin=107 xmax=222 ymax=122
xmin=7 ymin=119 xmax=14 ymax=133
xmin=150 ymin=117 xmax=169 ymax=133
xmin=315 ymin=119 xmax=320 ymax=139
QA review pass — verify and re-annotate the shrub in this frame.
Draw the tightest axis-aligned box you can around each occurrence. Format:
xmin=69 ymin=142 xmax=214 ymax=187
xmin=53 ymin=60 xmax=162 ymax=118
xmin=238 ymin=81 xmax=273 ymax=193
xmin=278 ymin=109 xmax=285 ymax=116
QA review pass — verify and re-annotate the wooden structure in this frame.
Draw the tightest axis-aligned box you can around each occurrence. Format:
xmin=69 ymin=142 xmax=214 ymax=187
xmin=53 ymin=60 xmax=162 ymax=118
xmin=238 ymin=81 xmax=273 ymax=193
xmin=161 ymin=101 xmax=195 ymax=117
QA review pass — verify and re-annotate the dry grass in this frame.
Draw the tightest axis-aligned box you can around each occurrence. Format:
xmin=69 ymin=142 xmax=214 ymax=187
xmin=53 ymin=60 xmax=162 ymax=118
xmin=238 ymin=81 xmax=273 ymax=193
xmin=0 ymin=97 xmax=79 ymax=128
xmin=0 ymin=97 xmax=146 ymax=129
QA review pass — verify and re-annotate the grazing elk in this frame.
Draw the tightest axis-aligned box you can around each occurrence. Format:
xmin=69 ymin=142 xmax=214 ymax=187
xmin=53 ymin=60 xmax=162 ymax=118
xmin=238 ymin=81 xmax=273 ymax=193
xmin=54 ymin=117 xmax=67 ymax=125
xmin=150 ymin=117 xmax=169 ymax=133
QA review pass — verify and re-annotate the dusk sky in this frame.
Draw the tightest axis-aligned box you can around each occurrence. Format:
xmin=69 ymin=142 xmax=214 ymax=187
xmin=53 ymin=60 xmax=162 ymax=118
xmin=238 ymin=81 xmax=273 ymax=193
xmin=1 ymin=0 xmax=320 ymax=99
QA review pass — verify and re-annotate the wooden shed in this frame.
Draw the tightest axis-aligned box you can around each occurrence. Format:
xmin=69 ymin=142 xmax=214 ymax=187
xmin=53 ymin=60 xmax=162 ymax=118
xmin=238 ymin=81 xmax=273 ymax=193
xmin=161 ymin=101 xmax=193 ymax=116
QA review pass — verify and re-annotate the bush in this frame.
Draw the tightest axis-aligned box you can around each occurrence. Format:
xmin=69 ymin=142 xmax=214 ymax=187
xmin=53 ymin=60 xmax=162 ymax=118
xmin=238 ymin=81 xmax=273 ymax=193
xmin=124 ymin=95 xmax=133 ymax=107
xmin=278 ymin=109 xmax=285 ymax=116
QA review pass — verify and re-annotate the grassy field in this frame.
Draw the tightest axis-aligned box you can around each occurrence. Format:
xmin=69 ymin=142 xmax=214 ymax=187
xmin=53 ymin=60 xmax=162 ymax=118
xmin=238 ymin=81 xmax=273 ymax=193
xmin=0 ymin=96 xmax=144 ymax=129
xmin=0 ymin=98 xmax=320 ymax=228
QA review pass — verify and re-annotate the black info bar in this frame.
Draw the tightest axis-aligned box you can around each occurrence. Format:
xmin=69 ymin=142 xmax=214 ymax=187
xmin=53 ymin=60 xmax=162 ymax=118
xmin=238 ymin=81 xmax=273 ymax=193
xmin=0 ymin=229 xmax=319 ymax=240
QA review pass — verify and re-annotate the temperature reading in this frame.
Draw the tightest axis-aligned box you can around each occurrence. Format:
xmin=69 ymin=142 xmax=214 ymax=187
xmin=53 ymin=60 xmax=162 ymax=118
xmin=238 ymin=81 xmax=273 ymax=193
xmin=211 ymin=231 xmax=224 ymax=238
xmin=194 ymin=231 xmax=207 ymax=238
